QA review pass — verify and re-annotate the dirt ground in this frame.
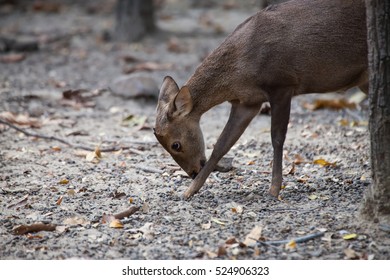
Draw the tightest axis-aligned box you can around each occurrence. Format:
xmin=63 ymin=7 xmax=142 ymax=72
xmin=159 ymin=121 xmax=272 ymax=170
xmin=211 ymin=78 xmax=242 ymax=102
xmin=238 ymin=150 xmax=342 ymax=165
xmin=1 ymin=0 xmax=389 ymax=260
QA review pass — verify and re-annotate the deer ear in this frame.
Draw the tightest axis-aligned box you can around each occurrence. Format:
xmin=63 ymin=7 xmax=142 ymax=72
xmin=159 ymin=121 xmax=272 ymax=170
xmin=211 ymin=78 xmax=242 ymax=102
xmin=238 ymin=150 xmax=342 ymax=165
xmin=171 ymin=86 xmax=193 ymax=117
xmin=158 ymin=76 xmax=179 ymax=104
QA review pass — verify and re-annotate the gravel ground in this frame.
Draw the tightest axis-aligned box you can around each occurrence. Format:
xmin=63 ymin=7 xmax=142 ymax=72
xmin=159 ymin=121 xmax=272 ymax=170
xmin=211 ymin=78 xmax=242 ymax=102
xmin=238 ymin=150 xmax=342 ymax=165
xmin=1 ymin=0 xmax=389 ymax=260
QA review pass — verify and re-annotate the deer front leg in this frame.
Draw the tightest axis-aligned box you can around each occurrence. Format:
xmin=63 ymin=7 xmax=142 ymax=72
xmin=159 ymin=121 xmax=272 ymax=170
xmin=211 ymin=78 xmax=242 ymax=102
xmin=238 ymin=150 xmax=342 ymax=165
xmin=183 ymin=101 xmax=262 ymax=199
xmin=268 ymin=89 xmax=293 ymax=198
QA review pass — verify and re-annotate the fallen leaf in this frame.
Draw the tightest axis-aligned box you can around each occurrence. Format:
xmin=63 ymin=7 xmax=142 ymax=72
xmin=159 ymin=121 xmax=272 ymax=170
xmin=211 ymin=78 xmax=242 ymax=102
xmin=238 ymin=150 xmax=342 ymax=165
xmin=166 ymin=37 xmax=187 ymax=53
xmin=101 ymin=214 xmax=116 ymax=224
xmin=339 ymin=119 xmax=349 ymax=126
xmin=59 ymin=179 xmax=69 ymax=185
xmin=343 ymin=233 xmax=358 ymax=240
xmin=0 ymin=111 xmax=41 ymax=128
xmin=243 ymin=225 xmax=262 ymax=247
xmin=287 ymin=162 xmax=296 ymax=175
xmin=294 ymin=154 xmax=307 ymax=164
xmin=121 ymin=114 xmax=147 ymax=128
xmin=109 ymin=219 xmax=124 ymax=229
xmin=56 ymin=195 xmax=63 ymax=205
xmin=0 ymin=53 xmax=26 ymax=63
xmin=231 ymin=205 xmax=243 ymax=214
xmin=225 ymin=237 xmax=238 ymax=245
xmin=217 ymin=245 xmax=227 ymax=257
xmin=303 ymin=98 xmax=356 ymax=111
xmin=51 ymin=146 xmax=62 ymax=151
xmin=205 ymin=250 xmax=218 ymax=259
xmin=313 ymin=158 xmax=336 ymax=167
xmin=285 ymin=239 xmax=297 ymax=250
xmin=308 ymin=194 xmax=318 ymax=200
xmin=67 ymin=189 xmax=76 ymax=196
xmin=211 ymin=217 xmax=226 ymax=225
xmin=344 ymin=248 xmax=360 ymax=259
xmin=63 ymin=216 xmax=89 ymax=226
xmin=123 ymin=62 xmax=174 ymax=74
xmin=86 ymin=146 xmax=102 ymax=162
xmin=348 ymin=91 xmax=366 ymax=104
xmin=138 ymin=222 xmax=154 ymax=240
xmin=201 ymin=221 xmax=211 ymax=230
xmin=26 ymin=233 xmax=43 ymax=239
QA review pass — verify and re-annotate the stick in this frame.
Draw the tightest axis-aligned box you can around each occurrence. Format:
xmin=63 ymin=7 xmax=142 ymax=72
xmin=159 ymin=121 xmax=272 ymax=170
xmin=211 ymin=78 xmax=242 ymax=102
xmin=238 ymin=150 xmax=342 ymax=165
xmin=262 ymin=232 xmax=325 ymax=246
xmin=0 ymin=118 xmax=151 ymax=152
xmin=13 ymin=223 xmax=57 ymax=235
xmin=114 ymin=206 xmax=140 ymax=220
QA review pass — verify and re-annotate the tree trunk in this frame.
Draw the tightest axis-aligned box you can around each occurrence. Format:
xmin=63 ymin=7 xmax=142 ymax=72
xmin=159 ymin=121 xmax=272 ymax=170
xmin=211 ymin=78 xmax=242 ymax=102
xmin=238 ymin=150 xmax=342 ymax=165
xmin=114 ymin=0 xmax=155 ymax=42
xmin=361 ymin=0 xmax=390 ymax=223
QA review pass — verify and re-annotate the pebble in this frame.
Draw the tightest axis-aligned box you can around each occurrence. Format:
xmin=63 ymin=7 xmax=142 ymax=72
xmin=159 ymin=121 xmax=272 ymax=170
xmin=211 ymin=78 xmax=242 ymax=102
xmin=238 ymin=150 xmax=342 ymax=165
xmin=109 ymin=75 xmax=159 ymax=100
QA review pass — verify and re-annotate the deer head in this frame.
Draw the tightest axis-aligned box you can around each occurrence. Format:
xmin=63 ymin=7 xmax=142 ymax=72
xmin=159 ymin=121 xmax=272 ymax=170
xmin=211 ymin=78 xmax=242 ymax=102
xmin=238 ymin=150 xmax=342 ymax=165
xmin=154 ymin=76 xmax=206 ymax=179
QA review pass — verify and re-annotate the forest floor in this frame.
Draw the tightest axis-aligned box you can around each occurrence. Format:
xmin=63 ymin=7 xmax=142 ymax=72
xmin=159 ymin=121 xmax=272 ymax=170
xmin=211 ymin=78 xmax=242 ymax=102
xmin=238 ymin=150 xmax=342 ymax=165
xmin=1 ymin=0 xmax=389 ymax=260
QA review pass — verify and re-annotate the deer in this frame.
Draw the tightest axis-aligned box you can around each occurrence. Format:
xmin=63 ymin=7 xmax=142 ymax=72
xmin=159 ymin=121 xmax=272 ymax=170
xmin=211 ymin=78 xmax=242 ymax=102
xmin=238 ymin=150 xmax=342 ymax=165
xmin=154 ymin=0 xmax=368 ymax=199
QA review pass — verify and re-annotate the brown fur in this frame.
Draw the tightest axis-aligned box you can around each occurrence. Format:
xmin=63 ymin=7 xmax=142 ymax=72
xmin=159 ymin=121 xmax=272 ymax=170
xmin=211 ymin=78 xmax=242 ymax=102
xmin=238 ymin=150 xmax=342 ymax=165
xmin=155 ymin=0 xmax=367 ymax=199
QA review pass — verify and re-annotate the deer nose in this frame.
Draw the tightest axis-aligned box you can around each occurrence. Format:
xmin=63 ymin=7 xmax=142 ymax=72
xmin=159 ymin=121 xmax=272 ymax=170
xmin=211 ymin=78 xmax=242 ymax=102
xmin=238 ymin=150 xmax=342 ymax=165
xmin=200 ymin=159 xmax=206 ymax=168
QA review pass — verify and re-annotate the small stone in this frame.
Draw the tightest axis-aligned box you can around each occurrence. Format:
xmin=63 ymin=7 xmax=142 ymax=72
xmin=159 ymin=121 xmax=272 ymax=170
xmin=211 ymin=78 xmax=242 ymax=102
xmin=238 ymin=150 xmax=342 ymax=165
xmin=109 ymin=75 xmax=159 ymax=100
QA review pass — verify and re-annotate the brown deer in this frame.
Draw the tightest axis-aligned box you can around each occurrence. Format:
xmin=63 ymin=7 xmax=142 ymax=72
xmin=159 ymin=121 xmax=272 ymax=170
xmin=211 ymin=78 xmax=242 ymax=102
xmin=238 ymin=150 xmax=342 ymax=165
xmin=154 ymin=0 xmax=368 ymax=199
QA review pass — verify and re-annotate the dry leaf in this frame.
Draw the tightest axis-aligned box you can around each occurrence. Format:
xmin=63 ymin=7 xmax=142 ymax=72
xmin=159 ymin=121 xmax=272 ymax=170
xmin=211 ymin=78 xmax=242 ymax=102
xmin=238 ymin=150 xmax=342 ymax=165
xmin=63 ymin=216 xmax=89 ymax=226
xmin=0 ymin=53 xmax=26 ymax=63
xmin=344 ymin=248 xmax=360 ymax=259
xmin=287 ymin=162 xmax=296 ymax=175
xmin=308 ymin=194 xmax=318 ymax=200
xmin=243 ymin=225 xmax=262 ymax=247
xmin=121 ymin=114 xmax=147 ymax=128
xmin=51 ymin=146 xmax=62 ymax=151
xmin=86 ymin=146 xmax=102 ymax=162
xmin=217 ymin=245 xmax=227 ymax=257
xmin=231 ymin=205 xmax=243 ymax=214
xmin=313 ymin=158 xmax=336 ymax=167
xmin=294 ymin=154 xmax=307 ymax=164
xmin=101 ymin=214 xmax=116 ymax=224
xmin=343 ymin=233 xmax=358 ymax=240
xmin=0 ymin=111 xmax=41 ymax=128
xmin=211 ymin=217 xmax=226 ymax=225
xmin=205 ymin=250 xmax=218 ymax=259
xmin=138 ymin=222 xmax=154 ymax=240
xmin=285 ymin=239 xmax=297 ymax=250
xmin=56 ymin=195 xmax=63 ymax=205
xmin=225 ymin=237 xmax=238 ymax=245
xmin=201 ymin=221 xmax=211 ymax=230
xmin=109 ymin=219 xmax=124 ymax=229
xmin=59 ymin=179 xmax=69 ymax=185
xmin=348 ymin=91 xmax=366 ymax=104
xmin=303 ymin=98 xmax=356 ymax=111
xmin=123 ymin=62 xmax=173 ymax=74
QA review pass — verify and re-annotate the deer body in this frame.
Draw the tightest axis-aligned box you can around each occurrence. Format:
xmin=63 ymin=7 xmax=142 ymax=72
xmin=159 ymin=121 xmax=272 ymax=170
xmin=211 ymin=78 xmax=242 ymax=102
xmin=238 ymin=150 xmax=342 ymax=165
xmin=155 ymin=0 xmax=367 ymax=199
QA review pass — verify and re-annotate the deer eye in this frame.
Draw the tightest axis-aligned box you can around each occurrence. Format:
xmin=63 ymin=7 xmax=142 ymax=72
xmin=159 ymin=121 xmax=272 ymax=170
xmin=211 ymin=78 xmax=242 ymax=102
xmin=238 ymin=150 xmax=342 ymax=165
xmin=171 ymin=142 xmax=181 ymax=152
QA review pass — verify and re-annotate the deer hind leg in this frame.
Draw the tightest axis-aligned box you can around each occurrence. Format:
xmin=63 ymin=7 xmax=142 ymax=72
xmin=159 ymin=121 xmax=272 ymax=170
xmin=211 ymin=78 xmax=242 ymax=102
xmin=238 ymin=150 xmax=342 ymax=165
xmin=268 ymin=87 xmax=293 ymax=198
xmin=183 ymin=101 xmax=262 ymax=199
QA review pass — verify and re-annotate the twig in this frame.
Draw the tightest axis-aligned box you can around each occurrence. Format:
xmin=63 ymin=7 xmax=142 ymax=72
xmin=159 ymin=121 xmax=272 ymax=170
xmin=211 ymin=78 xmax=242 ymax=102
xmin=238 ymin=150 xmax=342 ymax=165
xmin=114 ymin=206 xmax=140 ymax=220
xmin=137 ymin=165 xmax=164 ymax=174
xmin=13 ymin=223 xmax=56 ymax=235
xmin=262 ymin=232 xmax=325 ymax=246
xmin=0 ymin=118 xmax=150 ymax=152
xmin=260 ymin=206 xmax=321 ymax=214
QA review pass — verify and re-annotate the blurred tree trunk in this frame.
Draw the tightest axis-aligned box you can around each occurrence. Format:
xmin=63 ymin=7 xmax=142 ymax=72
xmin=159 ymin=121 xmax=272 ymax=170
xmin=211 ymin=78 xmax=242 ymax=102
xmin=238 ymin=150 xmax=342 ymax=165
xmin=114 ymin=0 xmax=156 ymax=42
xmin=361 ymin=0 xmax=390 ymax=223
